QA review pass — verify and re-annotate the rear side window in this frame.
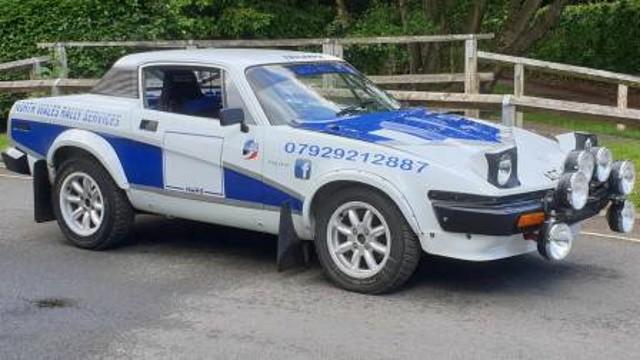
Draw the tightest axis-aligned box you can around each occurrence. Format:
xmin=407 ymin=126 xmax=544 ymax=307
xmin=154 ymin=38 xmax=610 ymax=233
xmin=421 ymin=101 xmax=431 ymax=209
xmin=91 ymin=66 xmax=138 ymax=98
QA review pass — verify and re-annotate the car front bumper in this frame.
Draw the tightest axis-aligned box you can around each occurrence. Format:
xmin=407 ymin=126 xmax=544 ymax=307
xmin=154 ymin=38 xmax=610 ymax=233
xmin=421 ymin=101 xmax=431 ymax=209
xmin=428 ymin=186 xmax=611 ymax=236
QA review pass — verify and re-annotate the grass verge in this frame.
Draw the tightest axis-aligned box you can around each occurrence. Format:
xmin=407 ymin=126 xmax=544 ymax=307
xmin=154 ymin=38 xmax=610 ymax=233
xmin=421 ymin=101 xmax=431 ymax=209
xmin=525 ymin=112 xmax=640 ymax=140
xmin=0 ymin=133 xmax=7 ymax=151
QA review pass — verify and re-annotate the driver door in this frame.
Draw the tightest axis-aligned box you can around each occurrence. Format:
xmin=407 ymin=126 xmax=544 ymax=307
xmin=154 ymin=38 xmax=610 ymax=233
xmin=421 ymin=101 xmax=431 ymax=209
xmin=136 ymin=64 xmax=261 ymax=203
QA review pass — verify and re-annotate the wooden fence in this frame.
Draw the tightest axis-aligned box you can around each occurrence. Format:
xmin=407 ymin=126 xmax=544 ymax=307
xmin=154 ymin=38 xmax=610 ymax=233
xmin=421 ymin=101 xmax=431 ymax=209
xmin=1 ymin=33 xmax=638 ymax=126
xmin=477 ymin=51 xmax=640 ymax=126
xmin=0 ymin=56 xmax=50 ymax=87
xmin=3 ymin=34 xmax=497 ymax=117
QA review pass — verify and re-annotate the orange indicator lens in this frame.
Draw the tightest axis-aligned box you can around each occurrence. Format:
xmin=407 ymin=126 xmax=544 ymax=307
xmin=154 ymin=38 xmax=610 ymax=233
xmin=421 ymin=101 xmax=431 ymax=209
xmin=517 ymin=212 xmax=545 ymax=228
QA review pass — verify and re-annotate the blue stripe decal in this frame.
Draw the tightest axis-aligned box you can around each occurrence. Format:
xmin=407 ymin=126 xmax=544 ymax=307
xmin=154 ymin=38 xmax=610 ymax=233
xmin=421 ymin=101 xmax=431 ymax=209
xmin=102 ymin=134 xmax=163 ymax=188
xmin=295 ymin=108 xmax=501 ymax=144
xmin=10 ymin=118 xmax=301 ymax=211
xmin=10 ymin=119 xmax=67 ymax=156
xmin=224 ymin=168 xmax=303 ymax=212
xmin=10 ymin=119 xmax=163 ymax=188
xmin=287 ymin=62 xmax=356 ymax=76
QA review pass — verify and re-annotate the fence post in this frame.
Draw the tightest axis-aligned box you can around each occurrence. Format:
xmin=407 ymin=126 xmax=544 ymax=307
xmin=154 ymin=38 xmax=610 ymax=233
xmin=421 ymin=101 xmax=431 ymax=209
xmin=514 ymin=63 xmax=525 ymax=127
xmin=322 ymin=39 xmax=344 ymax=58
xmin=464 ymin=36 xmax=479 ymax=118
xmin=617 ymin=84 xmax=628 ymax=112
xmin=52 ymin=44 xmax=68 ymax=95
xmin=30 ymin=58 xmax=42 ymax=80
xmin=51 ymin=79 xmax=63 ymax=96
xmin=186 ymin=40 xmax=197 ymax=49
xmin=54 ymin=44 xmax=68 ymax=78
xmin=501 ymin=95 xmax=516 ymax=126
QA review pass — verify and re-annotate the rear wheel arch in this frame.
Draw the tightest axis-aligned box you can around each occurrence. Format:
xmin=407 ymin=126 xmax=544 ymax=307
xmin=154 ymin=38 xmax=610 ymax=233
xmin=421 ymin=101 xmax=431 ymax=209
xmin=53 ymin=147 xmax=108 ymax=180
xmin=47 ymin=130 xmax=128 ymax=189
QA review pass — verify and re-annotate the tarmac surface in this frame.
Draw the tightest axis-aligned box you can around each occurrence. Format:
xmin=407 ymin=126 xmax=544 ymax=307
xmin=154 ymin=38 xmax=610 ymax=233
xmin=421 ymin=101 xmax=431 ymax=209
xmin=1 ymin=169 xmax=640 ymax=360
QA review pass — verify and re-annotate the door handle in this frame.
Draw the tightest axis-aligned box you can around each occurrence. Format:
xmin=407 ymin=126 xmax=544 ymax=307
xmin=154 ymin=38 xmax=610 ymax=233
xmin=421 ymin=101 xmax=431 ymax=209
xmin=139 ymin=119 xmax=158 ymax=132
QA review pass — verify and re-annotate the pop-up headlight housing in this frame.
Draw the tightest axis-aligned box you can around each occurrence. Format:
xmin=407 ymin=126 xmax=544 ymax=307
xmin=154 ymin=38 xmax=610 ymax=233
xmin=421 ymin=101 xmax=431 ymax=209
xmin=485 ymin=147 xmax=520 ymax=188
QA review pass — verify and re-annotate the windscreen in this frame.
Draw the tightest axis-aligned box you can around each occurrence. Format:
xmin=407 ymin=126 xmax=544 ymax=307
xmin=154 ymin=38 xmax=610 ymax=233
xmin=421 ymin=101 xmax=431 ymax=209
xmin=246 ymin=62 xmax=400 ymax=125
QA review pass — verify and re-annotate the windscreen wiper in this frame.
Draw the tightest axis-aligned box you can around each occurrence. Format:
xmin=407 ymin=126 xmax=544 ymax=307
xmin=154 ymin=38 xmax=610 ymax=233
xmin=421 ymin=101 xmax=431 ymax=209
xmin=336 ymin=100 xmax=375 ymax=117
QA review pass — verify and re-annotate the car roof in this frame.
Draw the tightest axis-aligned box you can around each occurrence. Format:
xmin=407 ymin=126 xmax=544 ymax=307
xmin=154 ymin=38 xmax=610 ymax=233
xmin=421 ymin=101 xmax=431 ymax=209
xmin=113 ymin=48 xmax=342 ymax=70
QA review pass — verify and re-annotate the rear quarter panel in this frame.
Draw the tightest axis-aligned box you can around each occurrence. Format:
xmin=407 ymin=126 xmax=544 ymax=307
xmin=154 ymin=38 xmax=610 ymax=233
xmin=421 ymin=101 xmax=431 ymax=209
xmin=8 ymin=94 xmax=138 ymax=186
xmin=9 ymin=95 xmax=136 ymax=152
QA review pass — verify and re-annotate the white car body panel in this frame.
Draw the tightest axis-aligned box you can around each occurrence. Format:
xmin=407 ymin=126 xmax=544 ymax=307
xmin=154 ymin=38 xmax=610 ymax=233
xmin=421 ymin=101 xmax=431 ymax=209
xmin=163 ymin=131 xmax=224 ymax=195
xmin=5 ymin=48 xmax=592 ymax=261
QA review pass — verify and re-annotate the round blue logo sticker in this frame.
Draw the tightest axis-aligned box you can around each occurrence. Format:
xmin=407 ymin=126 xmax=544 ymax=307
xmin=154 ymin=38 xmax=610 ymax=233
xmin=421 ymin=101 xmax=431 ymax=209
xmin=242 ymin=139 xmax=259 ymax=160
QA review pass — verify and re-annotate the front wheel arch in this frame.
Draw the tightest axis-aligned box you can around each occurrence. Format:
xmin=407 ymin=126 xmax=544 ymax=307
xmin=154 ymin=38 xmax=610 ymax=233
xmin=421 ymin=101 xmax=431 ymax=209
xmin=306 ymin=175 xmax=422 ymax=240
xmin=313 ymin=184 xmax=421 ymax=293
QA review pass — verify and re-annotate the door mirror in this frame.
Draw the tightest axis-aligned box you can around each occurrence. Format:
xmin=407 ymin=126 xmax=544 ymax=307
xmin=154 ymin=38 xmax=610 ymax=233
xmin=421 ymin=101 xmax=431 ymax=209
xmin=220 ymin=108 xmax=248 ymax=132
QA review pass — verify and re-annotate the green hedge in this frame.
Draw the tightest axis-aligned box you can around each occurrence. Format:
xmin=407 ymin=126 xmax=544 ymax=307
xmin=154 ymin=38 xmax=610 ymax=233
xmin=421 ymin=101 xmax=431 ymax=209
xmin=0 ymin=0 xmax=178 ymax=127
xmin=533 ymin=0 xmax=640 ymax=74
xmin=0 ymin=0 xmax=332 ymax=127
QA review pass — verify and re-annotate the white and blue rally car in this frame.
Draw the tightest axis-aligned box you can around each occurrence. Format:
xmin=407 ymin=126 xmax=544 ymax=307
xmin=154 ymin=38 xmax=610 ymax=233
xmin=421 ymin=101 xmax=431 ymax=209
xmin=2 ymin=49 xmax=636 ymax=293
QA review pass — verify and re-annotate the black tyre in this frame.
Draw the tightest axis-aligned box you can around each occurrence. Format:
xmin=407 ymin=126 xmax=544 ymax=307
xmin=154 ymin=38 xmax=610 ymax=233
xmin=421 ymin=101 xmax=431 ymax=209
xmin=53 ymin=156 xmax=134 ymax=250
xmin=314 ymin=186 xmax=420 ymax=294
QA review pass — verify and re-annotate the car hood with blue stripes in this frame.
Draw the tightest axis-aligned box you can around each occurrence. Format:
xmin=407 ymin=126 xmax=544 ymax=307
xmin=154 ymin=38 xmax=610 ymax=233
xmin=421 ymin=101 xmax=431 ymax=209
xmin=293 ymin=108 xmax=513 ymax=154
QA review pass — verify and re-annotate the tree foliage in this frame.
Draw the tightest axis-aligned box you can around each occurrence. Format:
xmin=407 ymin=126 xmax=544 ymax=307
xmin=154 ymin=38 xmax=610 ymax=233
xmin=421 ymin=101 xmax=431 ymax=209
xmin=533 ymin=0 xmax=640 ymax=74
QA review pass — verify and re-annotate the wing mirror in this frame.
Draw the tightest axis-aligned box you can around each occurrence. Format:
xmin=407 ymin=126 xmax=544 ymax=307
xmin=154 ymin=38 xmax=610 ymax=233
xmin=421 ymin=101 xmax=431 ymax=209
xmin=220 ymin=108 xmax=249 ymax=133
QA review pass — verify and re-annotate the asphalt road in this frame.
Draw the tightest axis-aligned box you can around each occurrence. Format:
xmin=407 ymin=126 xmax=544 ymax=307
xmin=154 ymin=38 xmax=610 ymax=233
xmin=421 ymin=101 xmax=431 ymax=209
xmin=1 ymin=169 xmax=640 ymax=360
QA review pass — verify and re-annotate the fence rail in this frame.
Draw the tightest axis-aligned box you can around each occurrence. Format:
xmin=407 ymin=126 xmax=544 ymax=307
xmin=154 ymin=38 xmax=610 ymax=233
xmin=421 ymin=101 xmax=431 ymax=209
xmin=0 ymin=74 xmax=494 ymax=92
xmin=478 ymin=51 xmax=640 ymax=86
xmin=36 ymin=34 xmax=494 ymax=49
xmin=369 ymin=73 xmax=494 ymax=85
xmin=0 ymin=56 xmax=50 ymax=72
xmin=0 ymin=79 xmax=97 ymax=93
xmin=508 ymin=95 xmax=640 ymax=120
xmin=475 ymin=51 xmax=640 ymax=125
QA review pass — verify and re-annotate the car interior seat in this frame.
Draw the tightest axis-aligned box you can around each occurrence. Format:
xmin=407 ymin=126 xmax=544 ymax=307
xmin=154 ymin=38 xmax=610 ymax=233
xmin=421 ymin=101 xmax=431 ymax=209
xmin=159 ymin=70 xmax=222 ymax=118
xmin=159 ymin=70 xmax=203 ymax=114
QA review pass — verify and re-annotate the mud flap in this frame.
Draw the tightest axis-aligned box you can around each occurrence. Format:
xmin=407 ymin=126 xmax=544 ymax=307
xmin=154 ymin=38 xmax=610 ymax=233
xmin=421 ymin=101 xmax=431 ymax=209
xmin=33 ymin=160 xmax=55 ymax=223
xmin=277 ymin=202 xmax=311 ymax=271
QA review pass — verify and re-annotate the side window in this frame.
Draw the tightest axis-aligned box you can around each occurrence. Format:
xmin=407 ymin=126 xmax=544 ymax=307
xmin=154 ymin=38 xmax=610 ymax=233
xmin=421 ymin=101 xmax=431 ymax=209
xmin=143 ymin=66 xmax=224 ymax=119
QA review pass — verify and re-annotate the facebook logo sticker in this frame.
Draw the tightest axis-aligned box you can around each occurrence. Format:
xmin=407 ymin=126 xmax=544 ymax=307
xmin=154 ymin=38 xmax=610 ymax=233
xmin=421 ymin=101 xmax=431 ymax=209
xmin=294 ymin=159 xmax=312 ymax=180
